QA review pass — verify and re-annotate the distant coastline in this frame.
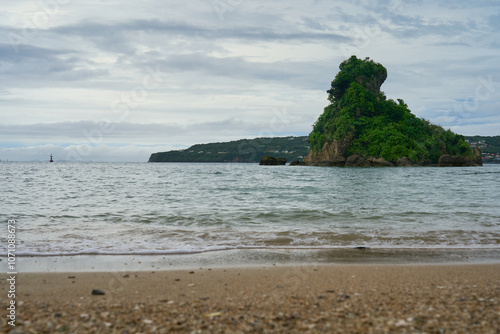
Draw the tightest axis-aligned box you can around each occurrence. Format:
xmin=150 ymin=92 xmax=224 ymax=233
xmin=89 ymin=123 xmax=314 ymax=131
xmin=148 ymin=136 xmax=309 ymax=163
xmin=149 ymin=135 xmax=500 ymax=164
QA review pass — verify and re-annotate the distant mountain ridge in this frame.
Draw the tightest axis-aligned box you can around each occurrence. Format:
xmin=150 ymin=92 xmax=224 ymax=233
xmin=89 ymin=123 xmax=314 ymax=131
xmin=149 ymin=135 xmax=499 ymax=163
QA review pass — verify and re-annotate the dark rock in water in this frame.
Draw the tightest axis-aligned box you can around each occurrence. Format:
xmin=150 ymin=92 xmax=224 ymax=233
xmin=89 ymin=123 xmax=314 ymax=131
xmin=345 ymin=154 xmax=366 ymax=167
xmin=438 ymin=153 xmax=482 ymax=167
xmin=438 ymin=155 xmax=467 ymax=167
xmin=259 ymin=156 xmax=287 ymax=165
xmin=289 ymin=160 xmax=306 ymax=166
xmin=365 ymin=157 xmax=393 ymax=167
xmin=308 ymin=154 xmax=396 ymax=167
xmin=315 ymin=156 xmax=346 ymax=167
xmin=91 ymin=289 xmax=105 ymax=295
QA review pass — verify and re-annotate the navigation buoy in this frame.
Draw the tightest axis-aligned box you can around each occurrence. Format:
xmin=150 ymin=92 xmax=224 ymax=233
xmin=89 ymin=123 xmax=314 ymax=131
xmin=50 ymin=154 xmax=53 ymax=162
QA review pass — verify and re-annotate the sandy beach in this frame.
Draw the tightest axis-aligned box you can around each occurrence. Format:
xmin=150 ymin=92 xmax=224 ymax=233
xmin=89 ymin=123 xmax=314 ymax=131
xmin=1 ymin=263 xmax=499 ymax=333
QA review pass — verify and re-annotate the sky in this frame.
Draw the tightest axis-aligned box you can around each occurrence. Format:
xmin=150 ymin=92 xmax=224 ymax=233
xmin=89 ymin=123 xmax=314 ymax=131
xmin=1 ymin=0 xmax=499 ymax=162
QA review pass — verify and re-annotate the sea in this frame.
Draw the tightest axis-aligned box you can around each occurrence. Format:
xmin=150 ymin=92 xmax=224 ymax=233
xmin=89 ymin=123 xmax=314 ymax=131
xmin=1 ymin=162 xmax=499 ymax=271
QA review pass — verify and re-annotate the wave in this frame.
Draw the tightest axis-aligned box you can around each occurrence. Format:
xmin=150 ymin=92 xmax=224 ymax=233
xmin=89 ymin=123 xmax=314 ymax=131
xmin=7 ymin=246 xmax=235 ymax=257
xmin=4 ymin=244 xmax=500 ymax=258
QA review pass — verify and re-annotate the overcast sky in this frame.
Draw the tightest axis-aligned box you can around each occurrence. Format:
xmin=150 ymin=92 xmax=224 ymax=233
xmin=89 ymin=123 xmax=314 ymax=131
xmin=1 ymin=0 xmax=499 ymax=162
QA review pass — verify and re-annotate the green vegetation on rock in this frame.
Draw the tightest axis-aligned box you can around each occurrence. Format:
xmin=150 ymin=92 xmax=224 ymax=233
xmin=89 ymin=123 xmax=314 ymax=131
xmin=307 ymin=56 xmax=478 ymax=165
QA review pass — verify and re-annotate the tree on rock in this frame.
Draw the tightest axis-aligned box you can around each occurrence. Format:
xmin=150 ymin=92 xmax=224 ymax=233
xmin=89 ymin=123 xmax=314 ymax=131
xmin=327 ymin=56 xmax=387 ymax=101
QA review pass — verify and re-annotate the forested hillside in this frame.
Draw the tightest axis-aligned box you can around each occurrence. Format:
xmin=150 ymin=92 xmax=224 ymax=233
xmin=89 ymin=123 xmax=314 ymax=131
xmin=149 ymin=136 xmax=309 ymax=162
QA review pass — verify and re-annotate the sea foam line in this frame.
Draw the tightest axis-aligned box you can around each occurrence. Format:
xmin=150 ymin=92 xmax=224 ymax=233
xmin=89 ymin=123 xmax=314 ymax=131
xmin=3 ymin=244 xmax=500 ymax=257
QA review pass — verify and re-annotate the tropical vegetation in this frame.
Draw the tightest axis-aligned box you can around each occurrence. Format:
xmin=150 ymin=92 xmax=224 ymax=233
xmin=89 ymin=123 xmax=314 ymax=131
xmin=308 ymin=56 xmax=476 ymax=164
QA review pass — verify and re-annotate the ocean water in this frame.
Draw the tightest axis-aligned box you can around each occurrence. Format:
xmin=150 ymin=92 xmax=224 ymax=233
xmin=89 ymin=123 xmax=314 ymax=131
xmin=1 ymin=162 xmax=499 ymax=258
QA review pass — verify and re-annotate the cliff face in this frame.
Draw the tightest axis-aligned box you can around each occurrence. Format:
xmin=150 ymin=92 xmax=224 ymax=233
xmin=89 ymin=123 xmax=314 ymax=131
xmin=304 ymin=136 xmax=352 ymax=166
xmin=304 ymin=56 xmax=481 ymax=167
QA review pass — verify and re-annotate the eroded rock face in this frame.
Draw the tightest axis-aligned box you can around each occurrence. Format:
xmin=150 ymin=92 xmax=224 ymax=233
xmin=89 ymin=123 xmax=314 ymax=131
xmin=303 ymin=136 xmax=352 ymax=166
xmin=259 ymin=156 xmax=287 ymax=165
xmin=396 ymin=157 xmax=414 ymax=167
xmin=366 ymin=157 xmax=393 ymax=167
xmin=345 ymin=155 xmax=392 ymax=167
xmin=438 ymin=155 xmax=468 ymax=167
xmin=356 ymin=73 xmax=386 ymax=96
xmin=345 ymin=154 xmax=366 ymax=167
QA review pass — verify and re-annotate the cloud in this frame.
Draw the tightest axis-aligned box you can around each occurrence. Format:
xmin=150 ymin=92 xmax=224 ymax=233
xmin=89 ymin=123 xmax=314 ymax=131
xmin=147 ymin=53 xmax=332 ymax=90
xmin=0 ymin=43 xmax=107 ymax=88
xmin=50 ymin=19 xmax=351 ymax=43
xmin=0 ymin=117 xmax=300 ymax=145
xmin=448 ymin=123 xmax=500 ymax=137
xmin=0 ymin=0 xmax=499 ymax=161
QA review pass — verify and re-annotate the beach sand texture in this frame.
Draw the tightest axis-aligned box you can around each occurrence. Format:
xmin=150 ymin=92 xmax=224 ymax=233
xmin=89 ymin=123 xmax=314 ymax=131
xmin=1 ymin=264 xmax=499 ymax=333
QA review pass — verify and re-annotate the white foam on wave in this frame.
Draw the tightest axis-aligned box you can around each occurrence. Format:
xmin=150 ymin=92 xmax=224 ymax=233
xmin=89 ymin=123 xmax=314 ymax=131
xmin=5 ymin=243 xmax=500 ymax=258
xmin=8 ymin=245 xmax=236 ymax=257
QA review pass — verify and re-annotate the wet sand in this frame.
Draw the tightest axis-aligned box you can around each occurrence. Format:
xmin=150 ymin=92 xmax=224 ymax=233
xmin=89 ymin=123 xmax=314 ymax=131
xmin=1 ymin=264 xmax=499 ymax=333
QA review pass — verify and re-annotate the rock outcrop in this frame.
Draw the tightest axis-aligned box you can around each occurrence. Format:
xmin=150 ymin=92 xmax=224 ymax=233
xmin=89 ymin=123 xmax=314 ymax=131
xmin=345 ymin=154 xmax=366 ymax=167
xmin=289 ymin=160 xmax=306 ymax=166
xmin=259 ymin=156 xmax=287 ymax=165
xmin=438 ymin=147 xmax=483 ymax=167
xmin=438 ymin=155 xmax=468 ymax=167
xmin=344 ymin=155 xmax=394 ymax=167
xmin=396 ymin=157 xmax=415 ymax=167
xmin=303 ymin=136 xmax=352 ymax=166
xmin=366 ymin=157 xmax=393 ymax=167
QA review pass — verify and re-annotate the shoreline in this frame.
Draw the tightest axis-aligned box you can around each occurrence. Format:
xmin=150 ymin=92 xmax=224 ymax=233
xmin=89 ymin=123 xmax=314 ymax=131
xmin=5 ymin=247 xmax=500 ymax=273
xmin=2 ymin=263 xmax=499 ymax=333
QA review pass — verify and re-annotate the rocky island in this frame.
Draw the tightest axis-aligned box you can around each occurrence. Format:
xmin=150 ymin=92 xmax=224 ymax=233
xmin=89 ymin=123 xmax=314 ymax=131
xmin=304 ymin=56 xmax=482 ymax=167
